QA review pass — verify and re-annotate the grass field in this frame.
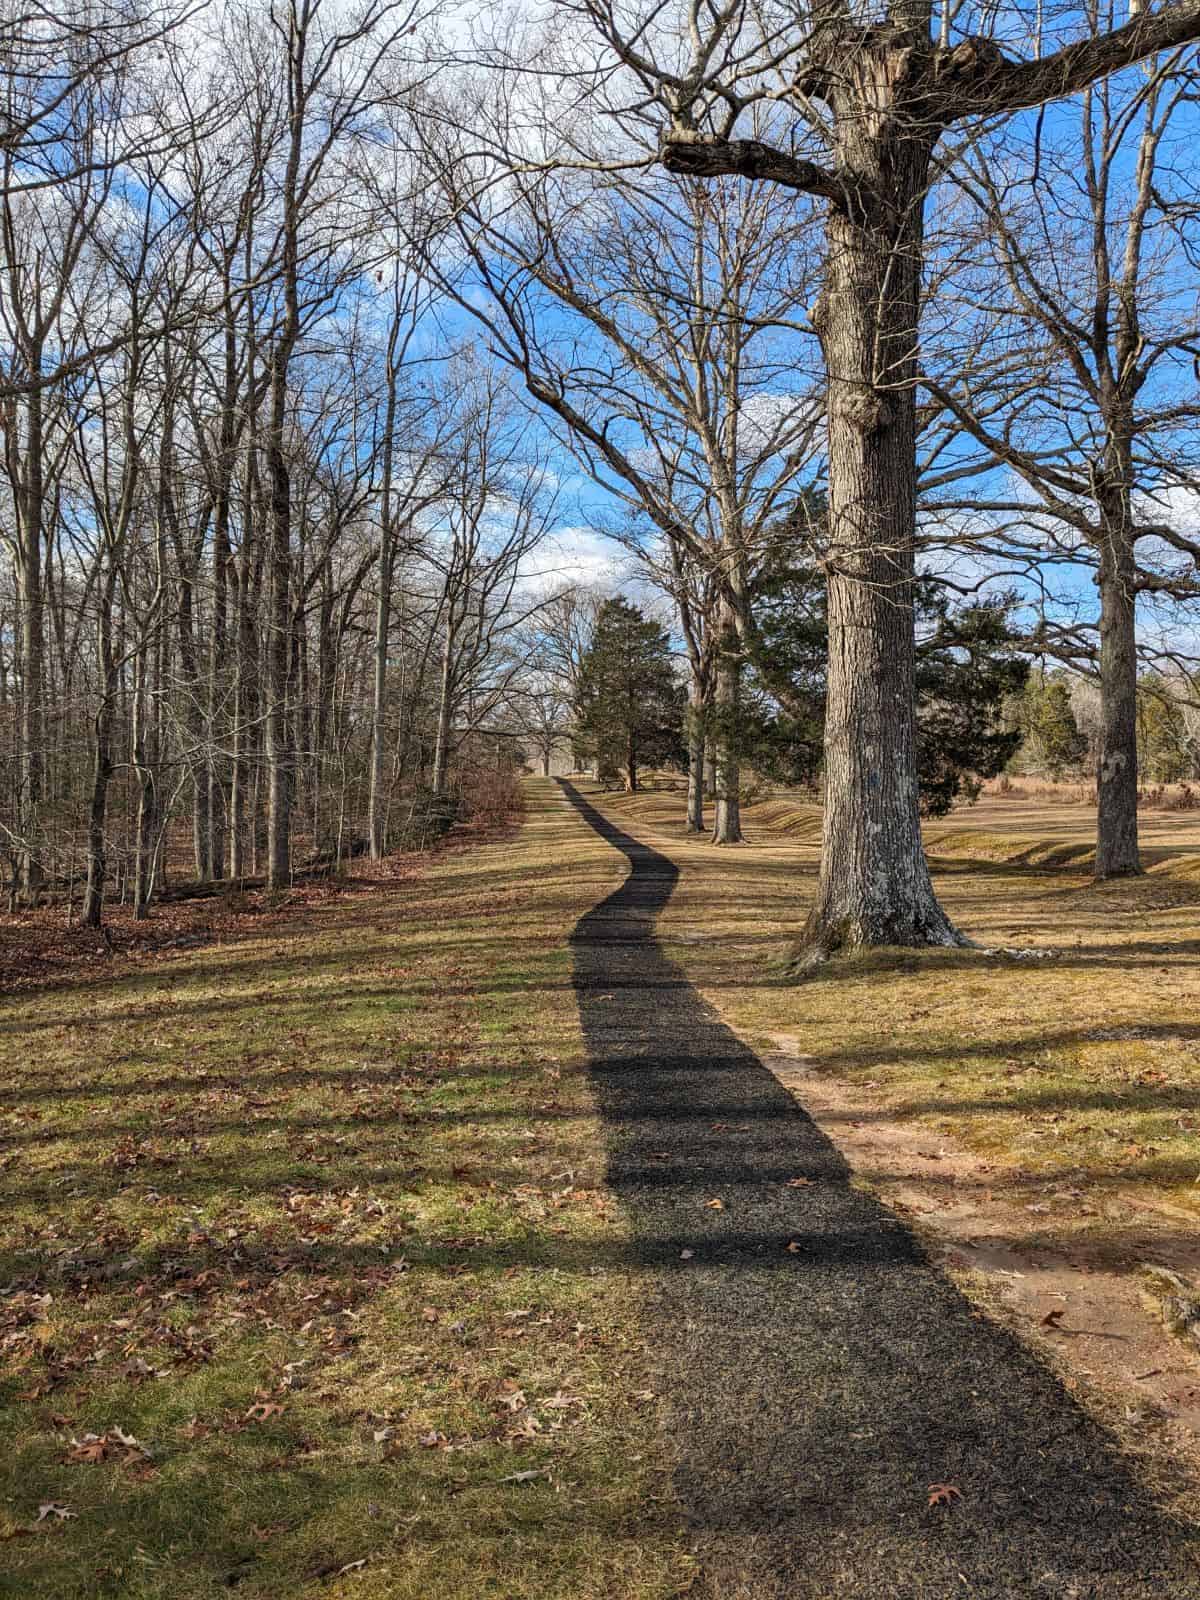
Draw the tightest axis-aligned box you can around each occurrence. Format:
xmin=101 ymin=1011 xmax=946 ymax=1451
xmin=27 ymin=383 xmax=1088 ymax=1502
xmin=0 ymin=789 xmax=689 ymax=1600
xmin=6 ymin=772 xmax=1200 ymax=1597
xmin=594 ymin=781 xmax=1200 ymax=1237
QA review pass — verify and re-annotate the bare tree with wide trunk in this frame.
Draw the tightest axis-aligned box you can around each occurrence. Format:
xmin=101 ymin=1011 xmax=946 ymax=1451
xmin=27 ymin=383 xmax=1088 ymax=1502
xmin=408 ymin=101 xmax=822 ymax=844
xmin=489 ymin=0 xmax=1200 ymax=961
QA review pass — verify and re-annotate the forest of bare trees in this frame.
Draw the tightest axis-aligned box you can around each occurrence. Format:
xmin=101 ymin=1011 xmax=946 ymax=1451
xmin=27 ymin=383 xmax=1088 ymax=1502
xmin=4 ymin=0 xmax=1200 ymax=955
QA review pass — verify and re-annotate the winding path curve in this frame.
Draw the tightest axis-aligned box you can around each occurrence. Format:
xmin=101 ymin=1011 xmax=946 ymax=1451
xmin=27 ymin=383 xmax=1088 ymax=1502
xmin=562 ymin=780 xmax=1200 ymax=1600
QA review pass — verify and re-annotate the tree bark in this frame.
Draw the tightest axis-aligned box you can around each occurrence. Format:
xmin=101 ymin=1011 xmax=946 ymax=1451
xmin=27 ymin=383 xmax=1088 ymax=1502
xmin=686 ymin=672 xmax=706 ymax=832
xmin=794 ymin=45 xmax=963 ymax=961
xmin=132 ymin=647 xmax=157 ymax=920
xmin=369 ymin=407 xmax=396 ymax=855
xmin=11 ymin=375 xmax=46 ymax=901
xmin=687 ymin=728 xmax=705 ymax=832
xmin=1095 ymin=489 xmax=1142 ymax=878
xmin=703 ymin=740 xmax=716 ymax=800
xmin=81 ymin=573 xmax=119 ymax=929
xmin=710 ymin=620 xmax=742 ymax=844
xmin=431 ymin=627 xmax=454 ymax=794
xmin=264 ymin=390 xmax=293 ymax=890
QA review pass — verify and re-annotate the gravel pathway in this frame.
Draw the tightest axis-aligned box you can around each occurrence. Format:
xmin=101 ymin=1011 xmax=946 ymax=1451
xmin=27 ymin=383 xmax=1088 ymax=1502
xmin=561 ymin=781 xmax=1200 ymax=1599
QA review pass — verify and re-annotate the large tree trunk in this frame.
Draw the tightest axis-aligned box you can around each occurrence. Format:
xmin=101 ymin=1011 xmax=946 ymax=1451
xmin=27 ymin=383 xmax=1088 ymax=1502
xmin=1095 ymin=486 xmax=1142 ymax=878
xmin=795 ymin=53 xmax=962 ymax=963
xmin=687 ymin=734 xmax=705 ymax=831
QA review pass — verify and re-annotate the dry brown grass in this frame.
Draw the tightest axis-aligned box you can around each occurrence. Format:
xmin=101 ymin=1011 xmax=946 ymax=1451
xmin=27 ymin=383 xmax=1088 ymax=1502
xmin=591 ymin=783 xmax=1200 ymax=1264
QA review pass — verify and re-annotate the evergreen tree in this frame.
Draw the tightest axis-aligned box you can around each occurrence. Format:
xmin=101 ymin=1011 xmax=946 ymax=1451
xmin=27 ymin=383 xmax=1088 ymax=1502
xmin=573 ymin=599 xmax=686 ymax=792
xmin=1013 ymin=673 xmax=1089 ymax=777
xmin=743 ymin=552 xmax=1029 ymax=815
xmin=914 ymin=591 xmax=1030 ymax=815
xmin=1137 ymin=678 xmax=1189 ymax=784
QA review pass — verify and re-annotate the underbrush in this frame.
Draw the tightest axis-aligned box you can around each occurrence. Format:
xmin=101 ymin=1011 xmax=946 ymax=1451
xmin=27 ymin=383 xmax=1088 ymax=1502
xmin=987 ymin=775 xmax=1200 ymax=812
xmin=0 ymin=772 xmax=524 ymax=998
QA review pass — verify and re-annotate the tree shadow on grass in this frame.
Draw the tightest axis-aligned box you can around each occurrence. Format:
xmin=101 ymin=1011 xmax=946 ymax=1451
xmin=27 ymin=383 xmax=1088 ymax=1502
xmin=560 ymin=779 xmax=1200 ymax=1600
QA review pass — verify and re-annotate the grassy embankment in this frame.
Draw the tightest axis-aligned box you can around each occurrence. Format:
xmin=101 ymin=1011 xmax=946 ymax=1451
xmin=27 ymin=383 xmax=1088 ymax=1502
xmin=593 ymin=781 xmax=1200 ymax=1248
xmin=0 ymin=784 xmax=688 ymax=1600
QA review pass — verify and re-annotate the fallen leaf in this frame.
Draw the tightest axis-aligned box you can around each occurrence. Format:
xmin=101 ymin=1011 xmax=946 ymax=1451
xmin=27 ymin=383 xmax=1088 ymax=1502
xmin=927 ymin=1483 xmax=963 ymax=1509
xmin=35 ymin=1503 xmax=76 ymax=1523
xmin=64 ymin=1436 xmax=109 ymax=1465
xmin=64 ymin=1428 xmax=150 ymax=1467
xmin=243 ymin=1403 xmax=285 ymax=1423
xmin=704 ymin=1198 xmax=724 ymax=1210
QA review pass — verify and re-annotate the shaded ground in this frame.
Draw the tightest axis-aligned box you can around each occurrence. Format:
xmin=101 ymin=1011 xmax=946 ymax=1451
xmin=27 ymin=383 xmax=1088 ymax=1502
xmin=562 ymin=780 xmax=1200 ymax=1599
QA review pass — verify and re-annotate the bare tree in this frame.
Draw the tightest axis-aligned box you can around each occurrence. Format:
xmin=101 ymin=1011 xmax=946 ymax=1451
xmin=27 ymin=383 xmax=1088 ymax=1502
xmin=921 ymin=56 xmax=1200 ymax=877
xmin=470 ymin=0 xmax=1200 ymax=960
xmin=420 ymin=368 xmax=561 ymax=794
xmin=409 ymin=106 xmax=822 ymax=842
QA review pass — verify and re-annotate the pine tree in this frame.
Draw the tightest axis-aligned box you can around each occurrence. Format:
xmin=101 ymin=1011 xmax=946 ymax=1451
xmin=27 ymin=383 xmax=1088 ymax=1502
xmin=743 ymin=554 xmax=1028 ymax=815
xmin=573 ymin=600 xmax=686 ymax=792
xmin=1137 ymin=678 xmax=1188 ymax=784
xmin=1015 ymin=674 xmax=1088 ymax=777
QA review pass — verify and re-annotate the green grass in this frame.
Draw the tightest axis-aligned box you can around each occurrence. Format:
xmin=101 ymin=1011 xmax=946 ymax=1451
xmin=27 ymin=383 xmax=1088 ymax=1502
xmin=0 ymin=786 xmax=689 ymax=1600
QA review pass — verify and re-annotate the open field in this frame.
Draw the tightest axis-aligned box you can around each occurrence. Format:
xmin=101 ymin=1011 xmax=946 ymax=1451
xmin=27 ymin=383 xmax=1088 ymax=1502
xmin=599 ymin=778 xmax=1200 ymax=877
xmin=588 ymin=779 xmax=1200 ymax=1452
xmin=0 ymin=791 xmax=687 ymax=1600
xmin=594 ymin=779 xmax=1200 ymax=1220
xmin=7 ymin=776 xmax=1200 ymax=1596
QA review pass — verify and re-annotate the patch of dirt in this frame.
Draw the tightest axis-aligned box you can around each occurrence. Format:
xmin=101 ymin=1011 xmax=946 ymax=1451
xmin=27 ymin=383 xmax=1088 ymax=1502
xmin=762 ymin=1035 xmax=1200 ymax=1465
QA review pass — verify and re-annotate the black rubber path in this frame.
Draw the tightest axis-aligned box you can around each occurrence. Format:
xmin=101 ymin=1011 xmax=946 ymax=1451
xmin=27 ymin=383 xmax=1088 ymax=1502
xmin=561 ymin=781 xmax=1200 ymax=1600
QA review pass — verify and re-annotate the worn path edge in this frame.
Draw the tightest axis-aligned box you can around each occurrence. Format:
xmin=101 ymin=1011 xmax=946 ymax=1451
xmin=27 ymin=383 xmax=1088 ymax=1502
xmin=561 ymin=779 xmax=1200 ymax=1600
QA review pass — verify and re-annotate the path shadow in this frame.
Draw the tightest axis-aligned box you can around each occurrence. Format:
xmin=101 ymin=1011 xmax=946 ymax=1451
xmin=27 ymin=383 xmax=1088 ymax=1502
xmin=560 ymin=781 xmax=1200 ymax=1600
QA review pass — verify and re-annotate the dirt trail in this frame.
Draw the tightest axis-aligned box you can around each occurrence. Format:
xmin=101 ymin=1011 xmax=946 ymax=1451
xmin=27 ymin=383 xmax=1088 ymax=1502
xmin=562 ymin=780 xmax=1200 ymax=1600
